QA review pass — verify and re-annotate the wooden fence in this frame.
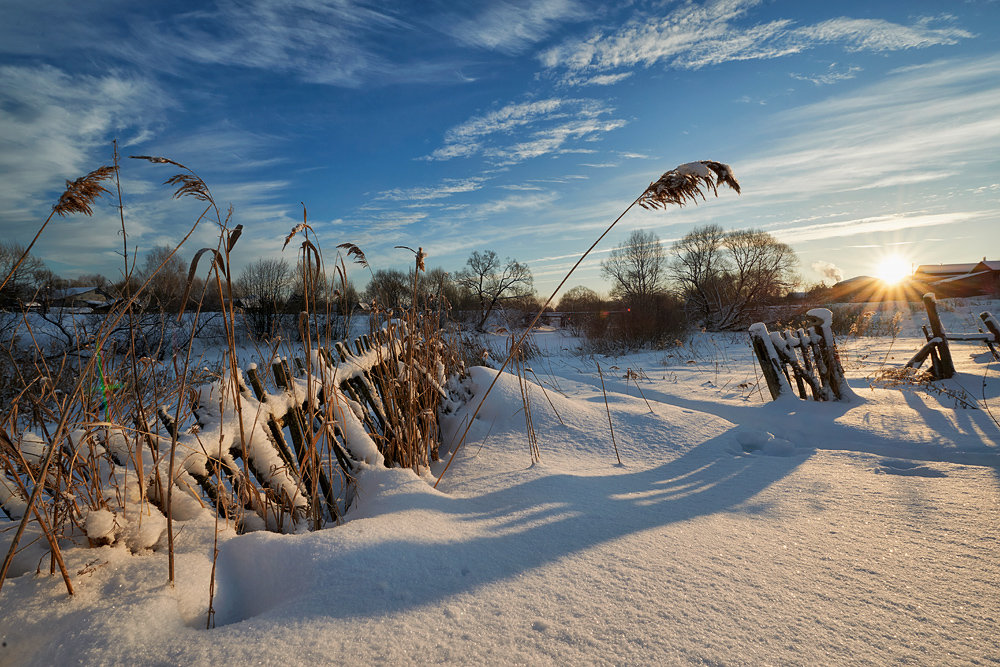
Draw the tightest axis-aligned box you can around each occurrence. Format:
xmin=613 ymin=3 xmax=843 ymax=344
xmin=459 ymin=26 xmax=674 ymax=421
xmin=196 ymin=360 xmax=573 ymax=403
xmin=906 ymin=293 xmax=1000 ymax=378
xmin=1 ymin=324 xmax=454 ymax=538
xmin=748 ymin=308 xmax=854 ymax=402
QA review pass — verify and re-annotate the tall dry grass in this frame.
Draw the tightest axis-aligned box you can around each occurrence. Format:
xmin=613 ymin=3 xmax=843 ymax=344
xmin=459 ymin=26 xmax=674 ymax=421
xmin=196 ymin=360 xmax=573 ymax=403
xmin=0 ymin=154 xmax=461 ymax=600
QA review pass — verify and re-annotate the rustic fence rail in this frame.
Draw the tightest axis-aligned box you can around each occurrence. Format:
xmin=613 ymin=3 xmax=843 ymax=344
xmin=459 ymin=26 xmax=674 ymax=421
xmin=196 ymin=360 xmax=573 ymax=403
xmin=2 ymin=322 xmax=456 ymax=542
xmin=748 ymin=308 xmax=854 ymax=402
xmin=906 ymin=293 xmax=1000 ymax=378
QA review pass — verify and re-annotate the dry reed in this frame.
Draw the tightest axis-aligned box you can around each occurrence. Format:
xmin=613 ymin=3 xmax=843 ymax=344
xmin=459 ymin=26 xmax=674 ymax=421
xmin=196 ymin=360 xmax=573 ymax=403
xmin=435 ymin=160 xmax=740 ymax=487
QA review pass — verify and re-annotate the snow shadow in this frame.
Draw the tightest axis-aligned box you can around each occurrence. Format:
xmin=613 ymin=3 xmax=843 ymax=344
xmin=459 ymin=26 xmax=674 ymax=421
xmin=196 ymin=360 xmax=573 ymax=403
xmin=210 ymin=433 xmax=807 ymax=627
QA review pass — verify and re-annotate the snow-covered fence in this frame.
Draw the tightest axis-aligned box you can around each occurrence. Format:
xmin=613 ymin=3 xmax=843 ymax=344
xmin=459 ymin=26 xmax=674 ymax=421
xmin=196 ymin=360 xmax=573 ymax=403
xmin=906 ymin=293 xmax=1000 ymax=378
xmin=748 ymin=308 xmax=854 ymax=402
xmin=1 ymin=323 xmax=456 ymax=550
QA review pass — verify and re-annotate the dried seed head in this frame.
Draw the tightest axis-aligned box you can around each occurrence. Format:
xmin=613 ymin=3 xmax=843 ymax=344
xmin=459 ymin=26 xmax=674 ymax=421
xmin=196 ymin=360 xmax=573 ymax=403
xmin=130 ymin=155 xmax=183 ymax=167
xmin=639 ymin=160 xmax=740 ymax=210
xmin=163 ymin=173 xmax=212 ymax=202
xmin=52 ymin=166 xmax=116 ymax=217
xmin=283 ymin=222 xmax=307 ymax=250
xmin=338 ymin=242 xmax=369 ymax=268
xmin=394 ymin=245 xmax=427 ymax=272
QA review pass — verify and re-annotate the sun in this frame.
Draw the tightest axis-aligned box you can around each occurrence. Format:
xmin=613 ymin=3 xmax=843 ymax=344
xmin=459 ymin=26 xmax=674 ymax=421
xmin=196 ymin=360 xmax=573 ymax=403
xmin=875 ymin=255 xmax=911 ymax=284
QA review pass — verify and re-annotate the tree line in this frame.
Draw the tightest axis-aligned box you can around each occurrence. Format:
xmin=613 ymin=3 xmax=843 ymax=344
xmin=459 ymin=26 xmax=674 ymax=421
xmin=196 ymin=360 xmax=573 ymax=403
xmin=2 ymin=224 xmax=798 ymax=339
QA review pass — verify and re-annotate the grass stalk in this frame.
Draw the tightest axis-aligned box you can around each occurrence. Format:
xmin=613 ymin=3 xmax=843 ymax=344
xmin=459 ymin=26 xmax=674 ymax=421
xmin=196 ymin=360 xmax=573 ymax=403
xmin=596 ymin=361 xmax=622 ymax=465
xmin=434 ymin=161 xmax=740 ymax=488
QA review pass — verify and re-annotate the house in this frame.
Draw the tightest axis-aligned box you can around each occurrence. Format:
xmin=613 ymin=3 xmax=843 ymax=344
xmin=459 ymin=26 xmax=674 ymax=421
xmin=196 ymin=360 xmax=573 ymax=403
xmin=971 ymin=260 xmax=1000 ymax=296
xmin=911 ymin=259 xmax=1000 ymax=298
xmin=50 ymin=286 xmax=114 ymax=310
xmin=910 ymin=263 xmax=979 ymax=284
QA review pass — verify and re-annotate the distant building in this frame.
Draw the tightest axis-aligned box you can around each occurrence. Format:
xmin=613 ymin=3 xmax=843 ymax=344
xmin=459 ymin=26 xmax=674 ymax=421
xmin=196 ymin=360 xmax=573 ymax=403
xmin=910 ymin=263 xmax=979 ymax=283
xmin=912 ymin=259 xmax=1000 ymax=298
xmin=50 ymin=286 xmax=115 ymax=310
xmin=831 ymin=258 xmax=1000 ymax=302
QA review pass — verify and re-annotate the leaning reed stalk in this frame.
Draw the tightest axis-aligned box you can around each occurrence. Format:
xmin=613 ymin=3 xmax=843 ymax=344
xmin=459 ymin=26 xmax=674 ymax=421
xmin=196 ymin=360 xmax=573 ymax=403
xmin=434 ymin=161 xmax=740 ymax=488
xmin=0 ymin=170 xmax=212 ymax=595
xmin=596 ymin=361 xmax=621 ymax=465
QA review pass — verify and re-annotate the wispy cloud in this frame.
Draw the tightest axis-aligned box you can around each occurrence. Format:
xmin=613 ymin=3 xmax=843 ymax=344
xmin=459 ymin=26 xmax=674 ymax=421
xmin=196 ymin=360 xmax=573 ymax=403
xmin=441 ymin=0 xmax=581 ymax=54
xmin=790 ymin=63 xmax=862 ymax=85
xmin=375 ymin=177 xmax=487 ymax=202
xmin=84 ymin=0 xmax=481 ymax=88
xmin=774 ymin=211 xmax=987 ymax=245
xmin=424 ymin=98 xmax=626 ymax=164
xmin=541 ymin=1 xmax=973 ymax=83
xmin=0 ymin=64 xmax=166 ymax=224
xmin=474 ymin=192 xmax=559 ymax=216
xmin=735 ymin=56 xmax=1000 ymax=202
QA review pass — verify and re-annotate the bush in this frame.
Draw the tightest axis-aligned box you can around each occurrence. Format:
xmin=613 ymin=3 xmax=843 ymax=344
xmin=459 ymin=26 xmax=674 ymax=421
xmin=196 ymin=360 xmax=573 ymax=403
xmin=576 ymin=293 xmax=688 ymax=353
xmin=828 ymin=305 xmax=903 ymax=337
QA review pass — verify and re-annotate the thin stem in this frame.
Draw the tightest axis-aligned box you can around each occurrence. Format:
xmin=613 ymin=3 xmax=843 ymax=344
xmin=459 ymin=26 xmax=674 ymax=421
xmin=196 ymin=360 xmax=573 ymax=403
xmin=434 ymin=193 xmax=643 ymax=488
xmin=596 ymin=361 xmax=622 ymax=465
xmin=0 ymin=204 xmax=209 ymax=596
xmin=1 ymin=211 xmax=56 ymax=294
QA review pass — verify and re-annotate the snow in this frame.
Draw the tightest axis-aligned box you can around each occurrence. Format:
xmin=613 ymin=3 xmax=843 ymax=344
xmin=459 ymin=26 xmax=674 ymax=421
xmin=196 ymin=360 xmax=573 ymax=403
xmin=2 ymin=299 xmax=999 ymax=664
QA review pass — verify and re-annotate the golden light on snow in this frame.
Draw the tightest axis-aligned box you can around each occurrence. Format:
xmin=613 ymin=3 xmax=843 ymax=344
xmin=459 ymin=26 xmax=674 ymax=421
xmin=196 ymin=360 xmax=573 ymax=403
xmin=875 ymin=255 xmax=911 ymax=284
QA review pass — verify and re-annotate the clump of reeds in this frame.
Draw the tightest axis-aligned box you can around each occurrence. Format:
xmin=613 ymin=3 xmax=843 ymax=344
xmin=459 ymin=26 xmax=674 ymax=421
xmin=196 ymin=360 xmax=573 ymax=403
xmin=0 ymin=155 xmax=462 ymax=603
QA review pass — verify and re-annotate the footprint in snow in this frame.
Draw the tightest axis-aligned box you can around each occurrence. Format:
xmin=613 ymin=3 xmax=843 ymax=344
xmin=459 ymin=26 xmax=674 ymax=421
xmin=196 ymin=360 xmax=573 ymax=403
xmin=875 ymin=459 xmax=948 ymax=478
xmin=733 ymin=429 xmax=800 ymax=457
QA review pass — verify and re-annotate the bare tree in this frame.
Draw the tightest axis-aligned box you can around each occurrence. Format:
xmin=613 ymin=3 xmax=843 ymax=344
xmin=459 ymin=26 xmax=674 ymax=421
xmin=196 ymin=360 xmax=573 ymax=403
xmin=455 ymin=250 xmax=534 ymax=329
xmin=557 ymin=285 xmax=604 ymax=312
xmin=600 ymin=229 xmax=667 ymax=302
xmin=0 ymin=242 xmax=48 ymax=308
xmin=288 ymin=259 xmax=331 ymax=313
xmin=139 ymin=245 xmax=188 ymax=312
xmin=668 ymin=224 xmax=728 ymax=326
xmin=670 ymin=225 xmax=797 ymax=330
xmin=236 ymin=258 xmax=292 ymax=338
xmin=364 ymin=269 xmax=410 ymax=310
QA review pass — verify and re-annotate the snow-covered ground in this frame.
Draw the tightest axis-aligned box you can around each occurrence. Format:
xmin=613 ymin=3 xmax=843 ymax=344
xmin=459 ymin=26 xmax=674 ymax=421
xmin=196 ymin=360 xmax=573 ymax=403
xmin=2 ymin=300 xmax=999 ymax=665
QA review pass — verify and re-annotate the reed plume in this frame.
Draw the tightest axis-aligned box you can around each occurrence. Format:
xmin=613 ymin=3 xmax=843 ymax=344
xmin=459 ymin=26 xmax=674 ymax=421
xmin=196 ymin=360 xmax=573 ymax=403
xmin=1 ymin=165 xmax=117 ymax=294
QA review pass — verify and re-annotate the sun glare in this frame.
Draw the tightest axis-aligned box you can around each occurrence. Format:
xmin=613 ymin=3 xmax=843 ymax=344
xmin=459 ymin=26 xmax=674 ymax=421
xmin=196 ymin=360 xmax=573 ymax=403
xmin=876 ymin=255 xmax=911 ymax=284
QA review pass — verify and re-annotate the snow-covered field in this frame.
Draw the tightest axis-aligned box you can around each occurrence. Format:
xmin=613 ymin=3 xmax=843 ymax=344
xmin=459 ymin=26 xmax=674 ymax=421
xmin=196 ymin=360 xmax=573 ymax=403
xmin=2 ymin=300 xmax=999 ymax=665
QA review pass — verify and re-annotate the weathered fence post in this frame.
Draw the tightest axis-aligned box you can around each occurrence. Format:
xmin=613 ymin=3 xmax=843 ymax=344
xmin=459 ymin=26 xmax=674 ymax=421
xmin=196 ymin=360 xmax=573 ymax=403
xmin=981 ymin=312 xmax=1000 ymax=360
xmin=922 ymin=293 xmax=955 ymax=379
xmin=748 ymin=308 xmax=853 ymax=403
xmin=748 ymin=323 xmax=794 ymax=400
xmin=806 ymin=308 xmax=856 ymax=402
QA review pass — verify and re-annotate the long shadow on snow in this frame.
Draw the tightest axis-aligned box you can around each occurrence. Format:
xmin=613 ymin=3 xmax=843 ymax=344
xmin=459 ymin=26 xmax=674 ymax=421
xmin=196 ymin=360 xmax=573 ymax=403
xmin=211 ymin=432 xmax=807 ymax=626
xmin=609 ymin=374 xmax=1000 ymax=465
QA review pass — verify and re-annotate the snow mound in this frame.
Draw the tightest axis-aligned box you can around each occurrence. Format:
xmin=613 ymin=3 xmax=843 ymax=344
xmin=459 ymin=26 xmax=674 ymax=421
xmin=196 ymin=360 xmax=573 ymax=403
xmin=733 ymin=428 xmax=804 ymax=457
xmin=442 ymin=366 xmax=736 ymax=465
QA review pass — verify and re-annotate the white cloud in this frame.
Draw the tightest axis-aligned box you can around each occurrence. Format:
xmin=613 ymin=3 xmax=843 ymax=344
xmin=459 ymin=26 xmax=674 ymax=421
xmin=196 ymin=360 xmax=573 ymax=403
xmin=0 ymin=64 xmax=166 ymax=226
xmin=794 ymin=17 xmax=971 ymax=52
xmin=375 ymin=177 xmax=487 ymax=202
xmin=474 ymin=192 xmax=559 ymax=216
xmin=576 ymin=72 xmax=633 ymax=86
xmin=443 ymin=0 xmax=581 ymax=54
xmin=499 ymin=184 xmax=546 ymax=191
xmin=100 ymin=0 xmax=478 ymax=88
xmin=541 ymin=1 xmax=973 ymax=83
xmin=425 ymin=98 xmax=626 ymax=165
xmin=774 ymin=211 xmax=986 ymax=245
xmin=790 ymin=64 xmax=862 ymax=86
xmin=735 ymin=56 xmax=1000 ymax=201
xmin=810 ymin=260 xmax=843 ymax=282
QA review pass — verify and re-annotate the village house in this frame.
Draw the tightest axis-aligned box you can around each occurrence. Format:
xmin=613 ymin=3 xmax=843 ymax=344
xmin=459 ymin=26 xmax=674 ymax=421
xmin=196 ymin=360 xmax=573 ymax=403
xmin=911 ymin=259 xmax=1000 ymax=298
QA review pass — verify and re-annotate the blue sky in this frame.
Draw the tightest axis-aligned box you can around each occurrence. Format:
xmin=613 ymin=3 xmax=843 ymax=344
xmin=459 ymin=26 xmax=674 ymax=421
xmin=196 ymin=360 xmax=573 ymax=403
xmin=1 ymin=0 xmax=998 ymax=295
